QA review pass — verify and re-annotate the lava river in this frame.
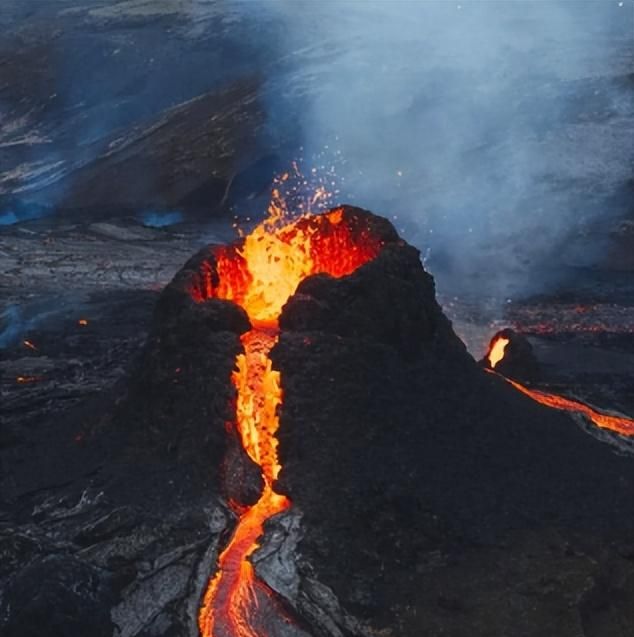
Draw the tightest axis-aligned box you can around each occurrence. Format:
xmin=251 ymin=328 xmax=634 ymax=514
xmin=194 ymin=205 xmax=386 ymax=637
xmin=195 ymin=202 xmax=634 ymax=636
xmin=486 ymin=334 xmax=634 ymax=437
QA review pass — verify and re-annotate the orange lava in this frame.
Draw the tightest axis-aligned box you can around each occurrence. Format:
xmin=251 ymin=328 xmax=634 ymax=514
xmin=504 ymin=376 xmax=634 ymax=437
xmin=199 ymin=328 xmax=290 ymax=637
xmin=487 ymin=335 xmax=509 ymax=369
xmin=16 ymin=375 xmax=41 ymax=384
xmin=197 ymin=207 xmax=386 ymax=636
xmin=485 ymin=334 xmax=634 ymax=438
xmin=189 ymin=207 xmax=385 ymax=322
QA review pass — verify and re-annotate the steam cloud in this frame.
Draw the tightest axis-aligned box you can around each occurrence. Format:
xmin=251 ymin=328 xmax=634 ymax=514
xmin=1 ymin=1 xmax=631 ymax=301
xmin=243 ymin=0 xmax=634 ymax=299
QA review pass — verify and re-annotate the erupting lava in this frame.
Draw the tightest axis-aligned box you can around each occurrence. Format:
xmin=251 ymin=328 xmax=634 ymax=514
xmin=487 ymin=336 xmax=509 ymax=369
xmin=194 ymin=194 xmax=633 ymax=636
xmin=486 ymin=334 xmax=634 ymax=438
xmin=195 ymin=205 xmax=386 ymax=636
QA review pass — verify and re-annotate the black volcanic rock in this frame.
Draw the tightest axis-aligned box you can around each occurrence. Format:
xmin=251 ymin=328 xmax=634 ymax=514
xmin=56 ymin=82 xmax=265 ymax=217
xmin=1 ymin=555 xmax=116 ymax=637
xmin=117 ymin=262 xmax=261 ymax=504
xmin=280 ymin=243 xmax=459 ymax=360
xmin=480 ymin=327 xmax=541 ymax=381
xmin=3 ymin=207 xmax=634 ymax=637
xmin=272 ymin=218 xmax=634 ymax=634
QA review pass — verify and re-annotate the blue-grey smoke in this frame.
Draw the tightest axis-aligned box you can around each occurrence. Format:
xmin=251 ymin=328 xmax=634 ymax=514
xmin=139 ymin=210 xmax=184 ymax=228
xmin=234 ymin=0 xmax=634 ymax=299
xmin=0 ymin=305 xmax=24 ymax=347
xmin=0 ymin=301 xmax=65 ymax=348
xmin=0 ymin=305 xmax=43 ymax=348
xmin=0 ymin=201 xmax=52 ymax=226
xmin=1 ymin=1 xmax=631 ymax=303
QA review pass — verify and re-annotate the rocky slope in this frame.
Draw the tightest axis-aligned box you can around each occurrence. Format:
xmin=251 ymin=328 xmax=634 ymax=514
xmin=3 ymin=209 xmax=634 ymax=636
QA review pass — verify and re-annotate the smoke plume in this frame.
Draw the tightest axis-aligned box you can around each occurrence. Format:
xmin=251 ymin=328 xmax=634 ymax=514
xmin=244 ymin=0 xmax=634 ymax=299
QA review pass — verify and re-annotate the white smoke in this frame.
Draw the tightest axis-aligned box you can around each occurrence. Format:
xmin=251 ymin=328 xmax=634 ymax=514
xmin=231 ymin=0 xmax=634 ymax=299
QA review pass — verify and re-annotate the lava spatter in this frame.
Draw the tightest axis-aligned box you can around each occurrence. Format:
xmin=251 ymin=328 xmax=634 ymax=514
xmin=195 ymin=207 xmax=389 ymax=636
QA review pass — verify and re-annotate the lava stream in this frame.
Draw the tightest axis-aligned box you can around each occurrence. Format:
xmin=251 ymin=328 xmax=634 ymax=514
xmin=486 ymin=334 xmax=634 ymax=437
xmin=199 ymin=328 xmax=289 ymax=637
xmin=196 ymin=207 xmax=388 ymax=637
xmin=502 ymin=376 xmax=634 ymax=437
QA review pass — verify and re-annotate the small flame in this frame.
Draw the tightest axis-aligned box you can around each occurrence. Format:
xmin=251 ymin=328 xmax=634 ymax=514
xmin=487 ymin=336 xmax=509 ymax=369
xmin=23 ymin=340 xmax=38 ymax=351
xmin=78 ymin=319 xmax=89 ymax=326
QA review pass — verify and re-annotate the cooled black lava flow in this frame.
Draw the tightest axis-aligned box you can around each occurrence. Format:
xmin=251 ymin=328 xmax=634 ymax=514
xmin=271 ymin=235 xmax=634 ymax=630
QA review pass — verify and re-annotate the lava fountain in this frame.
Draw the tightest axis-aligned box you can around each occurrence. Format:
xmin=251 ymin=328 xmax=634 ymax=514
xmin=486 ymin=333 xmax=634 ymax=437
xmin=194 ymin=204 xmax=390 ymax=636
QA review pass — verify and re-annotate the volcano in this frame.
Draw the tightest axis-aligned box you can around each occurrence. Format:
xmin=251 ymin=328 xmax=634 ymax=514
xmin=3 ymin=206 xmax=634 ymax=637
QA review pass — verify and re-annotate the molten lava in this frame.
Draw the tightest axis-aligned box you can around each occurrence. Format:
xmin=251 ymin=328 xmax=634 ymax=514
xmin=487 ymin=335 xmax=509 ymax=369
xmin=485 ymin=334 xmax=634 ymax=438
xmin=504 ymin=377 xmax=634 ymax=437
xmin=16 ymin=375 xmax=41 ymax=384
xmin=196 ymin=207 xmax=386 ymax=636
xmin=188 ymin=206 xmax=385 ymax=322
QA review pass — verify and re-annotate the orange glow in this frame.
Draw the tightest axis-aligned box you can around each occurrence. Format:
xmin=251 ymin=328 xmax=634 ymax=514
xmin=502 ymin=375 xmax=634 ymax=437
xmin=197 ymin=206 xmax=386 ymax=636
xmin=189 ymin=207 xmax=385 ymax=323
xmin=198 ymin=330 xmax=290 ymax=637
xmin=484 ymin=332 xmax=634 ymax=437
xmin=487 ymin=336 xmax=509 ymax=369
xmin=232 ymin=330 xmax=285 ymax=485
xmin=16 ymin=375 xmax=41 ymax=384
xmin=199 ymin=485 xmax=289 ymax=637
xmin=78 ymin=319 xmax=89 ymax=327
xmin=23 ymin=340 xmax=38 ymax=351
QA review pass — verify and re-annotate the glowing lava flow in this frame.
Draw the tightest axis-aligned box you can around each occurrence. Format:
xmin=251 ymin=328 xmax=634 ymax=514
xmin=487 ymin=336 xmax=509 ymax=369
xmin=503 ymin=377 xmax=634 ymax=437
xmin=196 ymin=207 xmax=386 ymax=637
xmin=198 ymin=326 xmax=289 ymax=637
xmin=486 ymin=334 xmax=634 ymax=438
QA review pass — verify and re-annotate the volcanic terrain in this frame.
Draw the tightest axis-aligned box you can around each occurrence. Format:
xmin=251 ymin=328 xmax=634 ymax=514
xmin=3 ymin=205 xmax=634 ymax=637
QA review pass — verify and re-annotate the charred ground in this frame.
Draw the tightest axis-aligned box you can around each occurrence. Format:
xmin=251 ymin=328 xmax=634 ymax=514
xmin=4 ymin=207 xmax=634 ymax=637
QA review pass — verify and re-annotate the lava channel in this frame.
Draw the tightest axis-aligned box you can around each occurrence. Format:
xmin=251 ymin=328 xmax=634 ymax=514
xmin=486 ymin=334 xmax=634 ymax=438
xmin=195 ymin=206 xmax=388 ymax=636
